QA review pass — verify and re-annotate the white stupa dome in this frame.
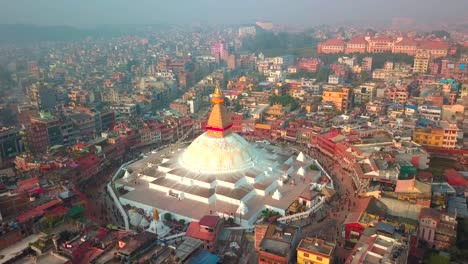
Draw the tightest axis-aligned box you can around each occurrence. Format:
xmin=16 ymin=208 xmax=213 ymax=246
xmin=180 ymin=132 xmax=258 ymax=173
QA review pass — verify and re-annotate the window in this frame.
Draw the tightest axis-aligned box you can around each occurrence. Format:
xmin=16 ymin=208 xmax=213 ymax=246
xmin=317 ymin=256 xmax=323 ymax=261
xmin=303 ymin=253 xmax=309 ymax=257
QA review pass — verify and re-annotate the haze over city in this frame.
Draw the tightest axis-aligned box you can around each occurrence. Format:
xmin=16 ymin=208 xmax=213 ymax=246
xmin=0 ymin=0 xmax=467 ymax=263
xmin=1 ymin=0 xmax=468 ymax=27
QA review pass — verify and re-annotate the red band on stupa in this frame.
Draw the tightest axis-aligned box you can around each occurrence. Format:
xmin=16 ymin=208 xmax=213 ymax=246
xmin=205 ymin=124 xmax=233 ymax=132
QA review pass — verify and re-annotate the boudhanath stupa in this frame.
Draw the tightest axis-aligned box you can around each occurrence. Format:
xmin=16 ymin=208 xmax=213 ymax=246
xmin=113 ymin=83 xmax=333 ymax=226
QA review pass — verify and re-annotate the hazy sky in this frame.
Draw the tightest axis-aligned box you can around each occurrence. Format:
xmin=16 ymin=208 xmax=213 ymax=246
xmin=1 ymin=0 xmax=467 ymax=27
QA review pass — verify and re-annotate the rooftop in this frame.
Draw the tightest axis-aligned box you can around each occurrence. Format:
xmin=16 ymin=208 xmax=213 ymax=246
xmin=297 ymin=238 xmax=335 ymax=256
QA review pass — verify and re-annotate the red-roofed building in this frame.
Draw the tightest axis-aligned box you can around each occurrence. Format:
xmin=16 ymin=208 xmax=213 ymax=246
xmin=296 ymin=58 xmax=321 ymax=73
xmin=16 ymin=176 xmax=40 ymax=193
xmin=76 ymin=154 xmax=102 ymax=180
xmin=345 ymin=37 xmax=368 ymax=54
xmin=367 ymin=35 xmax=394 ymax=53
xmin=393 ymin=38 xmax=419 ymax=55
xmin=318 ymin=39 xmax=345 ymax=54
xmin=418 ymin=41 xmax=449 ymax=58
xmin=342 ymin=197 xmax=371 ymax=240
xmin=46 ymin=206 xmax=69 ymax=218
xmin=185 ymin=215 xmax=223 ymax=252
xmin=16 ymin=199 xmax=62 ymax=223
xmin=444 ymin=169 xmax=468 ymax=187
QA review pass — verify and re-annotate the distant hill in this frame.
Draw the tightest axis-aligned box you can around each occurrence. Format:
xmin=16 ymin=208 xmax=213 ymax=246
xmin=0 ymin=24 xmax=86 ymax=42
xmin=0 ymin=24 xmax=170 ymax=43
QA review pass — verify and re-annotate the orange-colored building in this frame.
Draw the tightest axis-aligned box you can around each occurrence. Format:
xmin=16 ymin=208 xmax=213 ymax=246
xmin=366 ymin=36 xmax=394 ymax=53
xmin=317 ymin=38 xmax=345 ymax=54
xmin=344 ymin=37 xmax=368 ymax=54
xmin=418 ymin=41 xmax=449 ymax=58
xmin=393 ymin=38 xmax=418 ymax=56
xmin=322 ymin=87 xmax=350 ymax=112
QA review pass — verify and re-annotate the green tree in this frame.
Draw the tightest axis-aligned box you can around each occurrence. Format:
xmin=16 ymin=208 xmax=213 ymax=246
xmin=163 ymin=213 xmax=172 ymax=221
xmin=316 ymin=67 xmax=331 ymax=82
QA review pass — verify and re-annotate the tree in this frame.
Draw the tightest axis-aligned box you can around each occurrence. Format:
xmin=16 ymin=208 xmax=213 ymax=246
xmin=316 ymin=67 xmax=331 ymax=82
xmin=163 ymin=213 xmax=172 ymax=221
xmin=431 ymin=30 xmax=450 ymax=39
xmin=361 ymin=71 xmax=371 ymax=83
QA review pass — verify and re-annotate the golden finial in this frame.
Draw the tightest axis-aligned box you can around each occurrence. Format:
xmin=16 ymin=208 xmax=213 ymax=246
xmin=212 ymin=82 xmax=224 ymax=104
xmin=153 ymin=208 xmax=160 ymax=221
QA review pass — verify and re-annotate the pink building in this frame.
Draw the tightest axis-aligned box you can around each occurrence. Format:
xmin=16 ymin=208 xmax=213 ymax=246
xmin=211 ymin=42 xmax=226 ymax=60
xmin=318 ymin=38 xmax=345 ymax=54
xmin=418 ymin=208 xmax=457 ymax=250
xmin=345 ymin=37 xmax=368 ymax=54
xmin=296 ymin=58 xmax=321 ymax=72
xmin=185 ymin=215 xmax=223 ymax=252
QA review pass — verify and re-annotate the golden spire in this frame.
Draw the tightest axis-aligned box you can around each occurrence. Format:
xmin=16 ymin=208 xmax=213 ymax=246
xmin=206 ymin=82 xmax=232 ymax=138
xmin=153 ymin=208 xmax=160 ymax=221
xmin=212 ymin=82 xmax=224 ymax=104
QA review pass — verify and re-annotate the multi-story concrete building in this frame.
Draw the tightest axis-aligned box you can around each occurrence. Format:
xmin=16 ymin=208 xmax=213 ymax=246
xmin=296 ymin=58 xmax=321 ymax=73
xmin=366 ymin=35 xmax=394 ymax=53
xmin=442 ymin=104 xmax=464 ymax=122
xmin=439 ymin=121 xmax=459 ymax=149
xmin=110 ymin=103 xmax=137 ymax=121
xmin=418 ymin=208 xmax=457 ymax=250
xmin=26 ymin=112 xmax=61 ymax=153
xmin=318 ymin=36 xmax=450 ymax=58
xmin=238 ymin=26 xmax=256 ymax=37
xmin=0 ymin=128 xmax=25 ymax=166
xmin=170 ymin=100 xmax=189 ymax=116
xmin=257 ymin=223 xmax=301 ymax=264
xmin=344 ymin=37 xmax=368 ymax=54
xmin=322 ymin=87 xmax=350 ymax=112
xmin=297 ymin=238 xmax=335 ymax=264
xmin=346 ymin=233 xmax=408 ymax=264
xmin=413 ymin=127 xmax=444 ymax=148
xmin=418 ymin=105 xmax=442 ymax=121
xmin=361 ymin=57 xmax=373 ymax=72
xmin=413 ymin=121 xmax=458 ymax=149
xmin=317 ymin=39 xmax=345 ymax=54
xmin=353 ymin=83 xmax=376 ymax=105
xmin=328 ymin=74 xmax=342 ymax=85
xmin=385 ymin=86 xmax=408 ymax=104
xmin=69 ymin=112 xmax=98 ymax=138
xmin=413 ymin=50 xmax=431 ymax=73
xmin=338 ymin=56 xmax=357 ymax=68
xmin=440 ymin=56 xmax=468 ymax=78
xmin=186 ymin=215 xmax=223 ymax=252
xmin=210 ymin=42 xmax=226 ymax=60
xmin=393 ymin=38 xmax=418 ymax=56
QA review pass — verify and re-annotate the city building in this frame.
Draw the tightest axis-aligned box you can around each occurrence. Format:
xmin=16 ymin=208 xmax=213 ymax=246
xmin=353 ymin=83 xmax=377 ymax=105
xmin=417 ymin=105 xmax=442 ymax=121
xmin=361 ymin=57 xmax=373 ymax=72
xmin=413 ymin=50 xmax=431 ymax=73
xmin=317 ymin=39 xmax=345 ymax=54
xmin=186 ymin=215 xmax=223 ymax=252
xmin=413 ymin=121 xmax=458 ymax=149
xmin=0 ymin=128 xmax=25 ymax=166
xmin=257 ymin=223 xmax=301 ymax=264
xmin=322 ymin=87 xmax=350 ymax=112
xmin=345 ymin=37 xmax=368 ymax=54
xmin=346 ymin=233 xmax=408 ymax=264
xmin=297 ymin=238 xmax=335 ymax=264
xmin=238 ymin=26 xmax=256 ymax=37
xmin=328 ymin=74 xmax=342 ymax=85
xmin=296 ymin=58 xmax=321 ymax=73
xmin=418 ymin=208 xmax=457 ymax=250
xmin=366 ymin=35 xmax=394 ymax=53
